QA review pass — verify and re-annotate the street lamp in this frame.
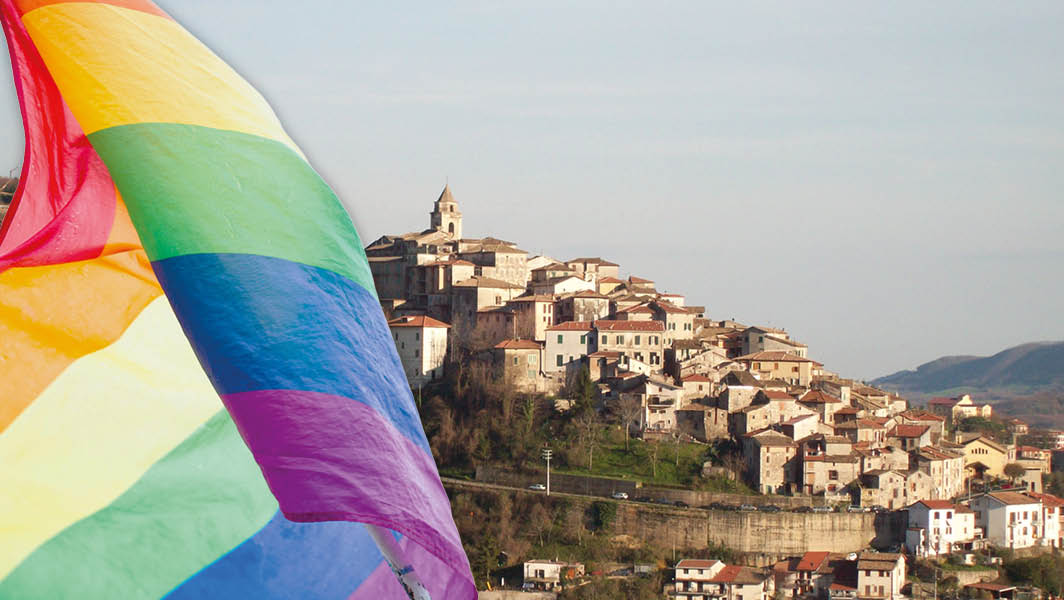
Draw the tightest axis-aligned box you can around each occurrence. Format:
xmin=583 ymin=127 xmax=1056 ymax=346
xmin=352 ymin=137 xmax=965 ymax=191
xmin=541 ymin=447 xmax=553 ymax=496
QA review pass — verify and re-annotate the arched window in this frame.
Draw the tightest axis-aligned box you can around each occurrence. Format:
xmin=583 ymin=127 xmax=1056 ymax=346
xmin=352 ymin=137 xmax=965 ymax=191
xmin=448 ymin=223 xmax=455 ymax=234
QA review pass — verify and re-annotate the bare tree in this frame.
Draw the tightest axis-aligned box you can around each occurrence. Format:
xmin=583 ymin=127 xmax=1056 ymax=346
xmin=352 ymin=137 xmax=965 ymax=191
xmin=649 ymin=441 xmax=660 ymax=480
xmin=575 ymin=410 xmax=600 ymax=471
xmin=616 ymin=394 xmax=643 ymax=452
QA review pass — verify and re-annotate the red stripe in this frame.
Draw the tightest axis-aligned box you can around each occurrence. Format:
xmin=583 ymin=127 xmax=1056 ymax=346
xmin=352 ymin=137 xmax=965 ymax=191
xmin=12 ymin=0 xmax=169 ymax=19
xmin=0 ymin=0 xmax=119 ymax=270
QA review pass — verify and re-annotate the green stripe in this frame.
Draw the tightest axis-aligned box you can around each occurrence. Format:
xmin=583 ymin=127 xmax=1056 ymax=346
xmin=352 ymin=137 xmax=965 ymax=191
xmin=0 ymin=410 xmax=276 ymax=599
xmin=87 ymin=123 xmax=376 ymax=296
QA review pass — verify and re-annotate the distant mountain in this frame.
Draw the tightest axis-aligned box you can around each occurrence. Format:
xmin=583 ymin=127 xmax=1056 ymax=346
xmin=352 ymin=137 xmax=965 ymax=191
xmin=873 ymin=341 xmax=1064 ymax=397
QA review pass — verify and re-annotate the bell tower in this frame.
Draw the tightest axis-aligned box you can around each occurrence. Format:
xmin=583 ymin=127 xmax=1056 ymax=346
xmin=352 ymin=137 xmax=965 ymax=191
xmin=430 ymin=184 xmax=462 ymax=239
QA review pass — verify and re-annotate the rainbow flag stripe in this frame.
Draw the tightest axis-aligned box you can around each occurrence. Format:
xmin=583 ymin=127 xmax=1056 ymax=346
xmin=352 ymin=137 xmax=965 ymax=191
xmin=0 ymin=0 xmax=474 ymax=597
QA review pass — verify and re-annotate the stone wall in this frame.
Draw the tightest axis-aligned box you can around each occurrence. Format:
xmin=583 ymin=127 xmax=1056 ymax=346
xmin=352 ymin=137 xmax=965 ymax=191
xmin=447 ymin=479 xmax=890 ymax=567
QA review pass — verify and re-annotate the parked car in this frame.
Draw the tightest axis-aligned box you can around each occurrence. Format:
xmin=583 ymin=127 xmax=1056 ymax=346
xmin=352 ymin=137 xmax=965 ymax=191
xmin=611 ymin=491 xmax=629 ymax=500
xmin=811 ymin=505 xmax=833 ymax=513
xmin=706 ymin=502 xmax=727 ymax=511
xmin=739 ymin=504 xmax=758 ymax=512
xmin=674 ymin=500 xmax=689 ymax=508
xmin=654 ymin=498 xmax=672 ymax=505
xmin=634 ymin=496 xmax=652 ymax=503
xmin=868 ymin=505 xmax=888 ymax=513
xmin=758 ymin=505 xmax=781 ymax=513
xmin=528 ymin=483 xmax=546 ymax=491
xmin=794 ymin=506 xmax=814 ymax=513
xmin=846 ymin=505 xmax=869 ymax=513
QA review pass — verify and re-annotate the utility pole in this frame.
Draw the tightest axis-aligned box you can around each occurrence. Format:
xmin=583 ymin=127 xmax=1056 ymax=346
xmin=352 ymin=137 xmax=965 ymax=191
xmin=542 ymin=447 xmax=553 ymax=496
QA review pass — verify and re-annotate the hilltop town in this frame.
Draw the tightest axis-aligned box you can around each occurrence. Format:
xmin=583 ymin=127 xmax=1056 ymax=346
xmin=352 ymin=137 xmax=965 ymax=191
xmin=370 ymin=186 xmax=1064 ymax=599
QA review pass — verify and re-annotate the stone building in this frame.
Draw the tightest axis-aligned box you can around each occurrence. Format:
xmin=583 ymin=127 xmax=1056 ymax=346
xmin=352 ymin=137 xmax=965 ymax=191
xmin=742 ymin=429 xmax=798 ymax=494
xmin=544 ymin=321 xmax=594 ymax=374
xmin=736 ymin=351 xmax=820 ymax=386
xmin=429 ymin=184 xmax=462 ymax=239
xmin=554 ymin=290 xmax=610 ymax=323
xmin=593 ymin=320 xmax=665 ymax=368
xmin=387 ymin=315 xmax=450 ymax=386
xmin=495 ymin=339 xmax=544 ymax=392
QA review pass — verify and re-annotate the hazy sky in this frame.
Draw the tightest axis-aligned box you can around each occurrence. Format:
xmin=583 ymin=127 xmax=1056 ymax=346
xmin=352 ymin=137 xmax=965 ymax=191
xmin=2 ymin=1 xmax=1062 ymax=380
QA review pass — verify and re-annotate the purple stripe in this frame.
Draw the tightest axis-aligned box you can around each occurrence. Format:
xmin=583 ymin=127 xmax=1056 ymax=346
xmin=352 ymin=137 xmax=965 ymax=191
xmin=349 ymin=536 xmax=478 ymax=600
xmin=222 ymin=389 xmax=474 ymax=597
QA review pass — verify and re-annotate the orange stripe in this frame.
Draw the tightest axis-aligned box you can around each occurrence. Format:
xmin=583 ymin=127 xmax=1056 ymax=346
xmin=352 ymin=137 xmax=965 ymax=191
xmin=14 ymin=0 xmax=169 ymax=18
xmin=0 ymin=249 xmax=161 ymax=432
xmin=100 ymin=192 xmax=142 ymax=255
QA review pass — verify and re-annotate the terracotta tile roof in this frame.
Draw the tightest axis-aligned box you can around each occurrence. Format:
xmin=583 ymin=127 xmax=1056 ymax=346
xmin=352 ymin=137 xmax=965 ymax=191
xmin=889 ymin=424 xmax=930 ymax=438
xmin=588 ymin=351 xmax=622 ymax=358
xmin=915 ymin=446 xmax=962 ymax=460
xmin=796 ymin=551 xmax=830 ymax=572
xmin=737 ymin=351 xmax=821 ymax=364
xmin=388 ymin=315 xmax=451 ymax=328
xmin=900 ymin=410 xmax=945 ymax=422
xmin=546 ymin=321 xmax=593 ymax=332
xmin=682 ymin=374 xmax=711 ymax=382
xmin=928 ymin=397 xmax=959 ymax=406
xmin=618 ymin=304 xmax=654 ymax=314
xmin=835 ymin=407 xmax=860 ymax=415
xmin=598 ymin=276 xmax=624 ymax=283
xmin=912 ymin=499 xmax=957 ymax=510
xmin=709 ymin=565 xmax=764 ymax=585
xmin=857 ymin=552 xmax=902 ymax=570
xmin=748 ymin=430 xmax=797 ymax=447
xmin=986 ymin=491 xmax=1041 ymax=506
xmin=594 ymin=320 xmax=665 ymax=332
xmin=763 ymin=390 xmax=795 ymax=400
xmin=568 ymin=257 xmax=619 ymax=267
xmin=495 ymin=339 xmax=542 ymax=350
xmin=453 ymin=276 xmax=525 ymax=289
xmin=799 ymin=390 xmax=841 ymax=404
xmin=628 ymin=275 xmax=654 ymax=284
xmin=1025 ymin=492 xmax=1064 ymax=507
xmin=653 ymin=301 xmax=689 ymax=314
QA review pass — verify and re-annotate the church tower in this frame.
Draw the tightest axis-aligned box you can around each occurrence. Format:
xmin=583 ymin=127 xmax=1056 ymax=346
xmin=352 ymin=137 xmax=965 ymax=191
xmin=430 ymin=184 xmax=462 ymax=239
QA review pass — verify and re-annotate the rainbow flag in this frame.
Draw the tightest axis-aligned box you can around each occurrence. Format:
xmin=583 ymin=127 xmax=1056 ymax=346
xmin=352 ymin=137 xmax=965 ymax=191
xmin=0 ymin=1 xmax=475 ymax=598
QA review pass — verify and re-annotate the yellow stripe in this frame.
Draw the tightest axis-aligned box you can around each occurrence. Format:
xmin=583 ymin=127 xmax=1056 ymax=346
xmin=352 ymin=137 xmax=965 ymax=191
xmin=22 ymin=3 xmax=300 ymax=153
xmin=0 ymin=297 xmax=222 ymax=579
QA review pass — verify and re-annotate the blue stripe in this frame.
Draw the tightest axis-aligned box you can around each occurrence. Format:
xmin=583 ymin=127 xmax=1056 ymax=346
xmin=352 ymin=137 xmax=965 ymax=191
xmin=152 ymin=252 xmax=430 ymax=454
xmin=165 ymin=511 xmax=385 ymax=600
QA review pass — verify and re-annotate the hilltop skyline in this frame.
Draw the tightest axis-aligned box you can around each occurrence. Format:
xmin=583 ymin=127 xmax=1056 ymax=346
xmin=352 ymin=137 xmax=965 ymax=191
xmin=1 ymin=1 xmax=1062 ymax=379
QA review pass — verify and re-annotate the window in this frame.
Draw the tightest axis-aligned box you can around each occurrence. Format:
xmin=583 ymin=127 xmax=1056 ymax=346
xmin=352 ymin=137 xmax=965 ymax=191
xmin=527 ymin=354 xmax=535 ymax=365
xmin=616 ymin=335 xmax=624 ymax=344
xmin=415 ymin=332 xmax=420 ymax=341
xmin=829 ymin=470 xmax=838 ymax=480
xmin=512 ymin=357 xmax=518 ymax=365
xmin=792 ymin=366 xmax=799 ymax=373
xmin=557 ymin=335 xmax=564 ymax=344
xmin=580 ymin=334 xmax=586 ymax=344
xmin=602 ymin=335 xmax=607 ymax=344
xmin=414 ymin=350 xmax=419 ymax=357
xmin=635 ymin=335 xmax=641 ymax=345
xmin=556 ymin=355 xmax=563 ymax=366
